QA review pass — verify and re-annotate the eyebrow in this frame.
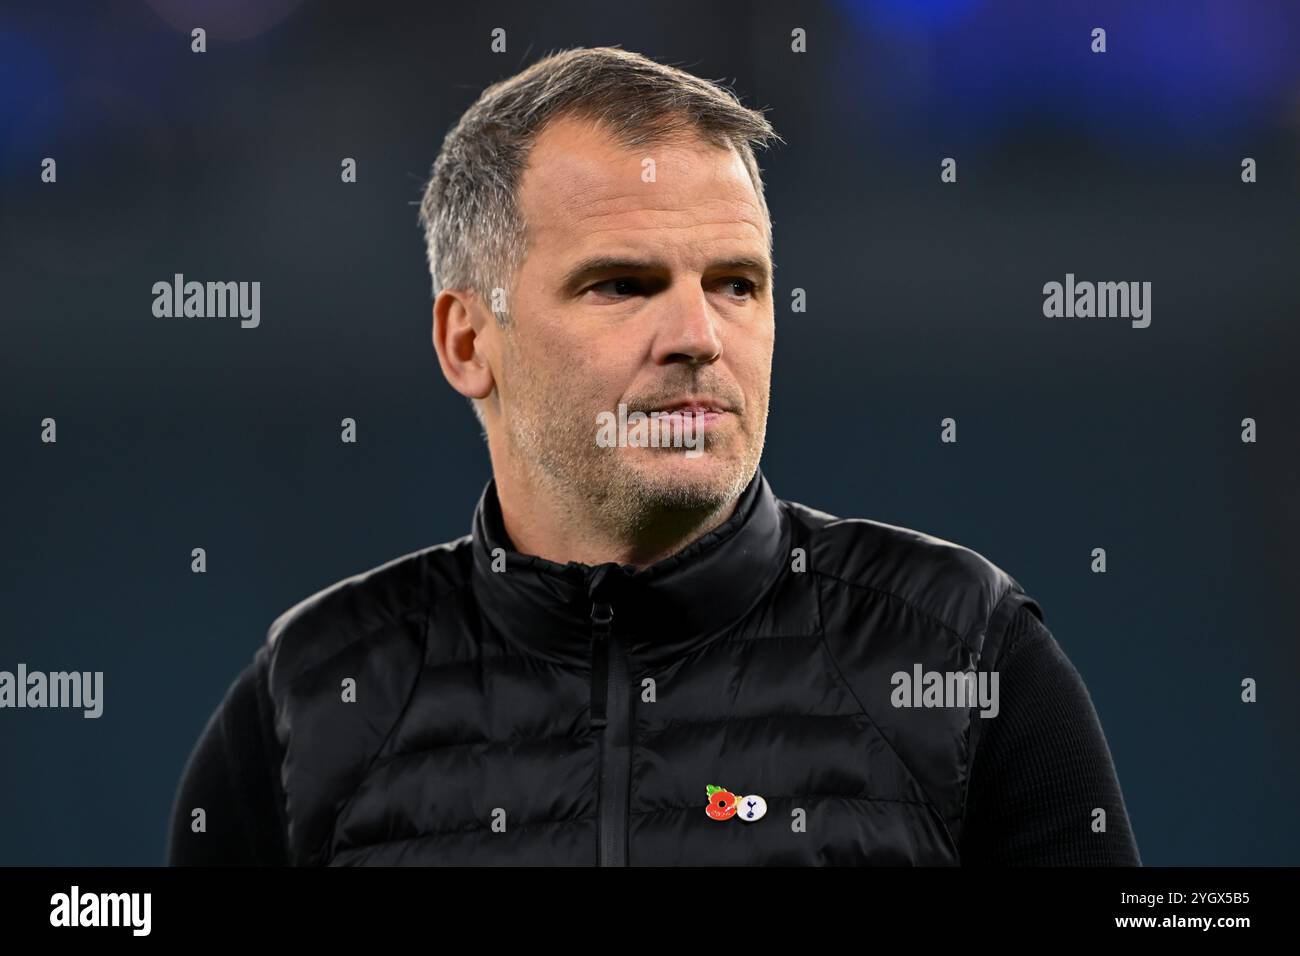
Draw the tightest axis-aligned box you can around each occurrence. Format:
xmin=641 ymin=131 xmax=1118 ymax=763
xmin=558 ymin=255 xmax=772 ymax=295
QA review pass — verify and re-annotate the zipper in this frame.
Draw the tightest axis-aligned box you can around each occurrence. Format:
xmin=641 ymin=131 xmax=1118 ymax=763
xmin=590 ymin=599 xmax=630 ymax=866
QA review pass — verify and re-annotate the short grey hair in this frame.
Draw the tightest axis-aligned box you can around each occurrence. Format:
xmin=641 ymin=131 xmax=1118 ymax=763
xmin=417 ymin=46 xmax=782 ymax=323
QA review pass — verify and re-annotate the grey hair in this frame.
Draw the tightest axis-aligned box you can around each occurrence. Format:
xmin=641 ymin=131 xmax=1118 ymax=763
xmin=417 ymin=45 xmax=782 ymax=325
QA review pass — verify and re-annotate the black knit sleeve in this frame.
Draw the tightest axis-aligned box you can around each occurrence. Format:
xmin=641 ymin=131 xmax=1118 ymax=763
xmin=959 ymin=605 xmax=1141 ymax=865
xmin=166 ymin=648 xmax=290 ymax=865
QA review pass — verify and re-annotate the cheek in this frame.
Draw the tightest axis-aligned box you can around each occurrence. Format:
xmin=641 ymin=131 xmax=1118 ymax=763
xmin=507 ymin=317 xmax=625 ymax=408
xmin=728 ymin=324 xmax=774 ymax=385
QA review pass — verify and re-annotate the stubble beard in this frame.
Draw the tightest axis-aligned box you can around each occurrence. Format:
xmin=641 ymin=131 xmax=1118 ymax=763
xmin=503 ymin=356 xmax=768 ymax=544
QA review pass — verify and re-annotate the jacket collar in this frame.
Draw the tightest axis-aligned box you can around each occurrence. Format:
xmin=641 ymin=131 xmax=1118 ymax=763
xmin=469 ymin=468 xmax=788 ymax=670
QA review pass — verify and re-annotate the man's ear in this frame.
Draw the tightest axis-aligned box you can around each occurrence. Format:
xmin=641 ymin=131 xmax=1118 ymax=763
xmin=433 ymin=289 xmax=496 ymax=402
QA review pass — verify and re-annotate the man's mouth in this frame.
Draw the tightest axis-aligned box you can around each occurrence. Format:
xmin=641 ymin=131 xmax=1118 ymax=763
xmin=651 ymin=401 xmax=730 ymax=428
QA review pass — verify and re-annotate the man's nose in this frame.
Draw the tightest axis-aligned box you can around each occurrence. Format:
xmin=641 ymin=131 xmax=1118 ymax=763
xmin=650 ymin=282 xmax=723 ymax=367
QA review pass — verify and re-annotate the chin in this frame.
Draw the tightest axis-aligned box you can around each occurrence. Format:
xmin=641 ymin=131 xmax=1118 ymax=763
xmin=621 ymin=449 xmax=752 ymax=509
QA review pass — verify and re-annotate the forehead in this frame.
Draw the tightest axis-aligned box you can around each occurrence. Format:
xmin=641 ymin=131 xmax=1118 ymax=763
xmin=515 ymin=114 xmax=768 ymax=256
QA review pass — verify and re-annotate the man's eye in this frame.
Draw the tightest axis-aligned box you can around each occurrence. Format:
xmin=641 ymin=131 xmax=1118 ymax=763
xmin=585 ymin=277 xmax=756 ymax=300
xmin=588 ymin=278 xmax=642 ymax=298
xmin=719 ymin=278 xmax=757 ymax=299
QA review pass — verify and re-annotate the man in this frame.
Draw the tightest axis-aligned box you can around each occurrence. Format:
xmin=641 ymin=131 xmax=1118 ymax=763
xmin=168 ymin=46 xmax=1139 ymax=866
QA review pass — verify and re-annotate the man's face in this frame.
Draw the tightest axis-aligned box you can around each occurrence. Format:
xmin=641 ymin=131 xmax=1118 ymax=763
xmin=484 ymin=114 xmax=775 ymax=525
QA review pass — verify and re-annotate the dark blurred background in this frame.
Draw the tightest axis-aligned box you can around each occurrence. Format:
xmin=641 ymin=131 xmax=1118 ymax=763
xmin=1 ymin=0 xmax=1297 ymax=865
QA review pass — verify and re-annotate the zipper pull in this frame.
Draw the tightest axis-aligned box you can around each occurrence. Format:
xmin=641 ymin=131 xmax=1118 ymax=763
xmin=590 ymin=602 xmax=613 ymax=728
xmin=591 ymin=602 xmax=613 ymax=639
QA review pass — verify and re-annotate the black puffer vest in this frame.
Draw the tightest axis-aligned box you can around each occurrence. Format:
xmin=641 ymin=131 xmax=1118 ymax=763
xmin=264 ymin=470 xmax=1042 ymax=865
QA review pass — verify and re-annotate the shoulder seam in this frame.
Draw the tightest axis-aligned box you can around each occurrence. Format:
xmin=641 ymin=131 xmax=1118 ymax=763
xmin=272 ymin=574 xmax=460 ymax=697
xmin=811 ymin=567 xmax=975 ymax=654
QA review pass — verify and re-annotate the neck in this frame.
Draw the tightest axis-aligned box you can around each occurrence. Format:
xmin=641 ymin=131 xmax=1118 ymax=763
xmin=493 ymin=467 xmax=739 ymax=570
